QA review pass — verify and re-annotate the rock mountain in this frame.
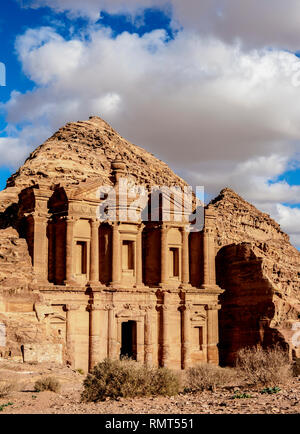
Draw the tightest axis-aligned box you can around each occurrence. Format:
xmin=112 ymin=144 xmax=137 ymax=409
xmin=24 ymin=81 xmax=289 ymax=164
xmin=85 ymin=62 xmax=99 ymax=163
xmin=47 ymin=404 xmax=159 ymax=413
xmin=0 ymin=116 xmax=299 ymax=364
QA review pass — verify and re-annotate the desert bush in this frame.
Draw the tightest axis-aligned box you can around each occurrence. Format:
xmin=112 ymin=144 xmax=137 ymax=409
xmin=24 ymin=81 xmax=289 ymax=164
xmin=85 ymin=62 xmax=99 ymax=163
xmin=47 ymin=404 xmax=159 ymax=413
xmin=34 ymin=376 xmax=61 ymax=393
xmin=236 ymin=346 xmax=292 ymax=387
xmin=184 ymin=363 xmax=235 ymax=392
xmin=0 ymin=381 xmax=17 ymax=398
xmin=81 ymin=358 xmax=181 ymax=402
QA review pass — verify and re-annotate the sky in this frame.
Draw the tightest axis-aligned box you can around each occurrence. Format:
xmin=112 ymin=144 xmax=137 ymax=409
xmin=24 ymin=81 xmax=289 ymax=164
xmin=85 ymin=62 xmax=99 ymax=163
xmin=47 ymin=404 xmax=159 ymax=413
xmin=0 ymin=0 xmax=300 ymax=248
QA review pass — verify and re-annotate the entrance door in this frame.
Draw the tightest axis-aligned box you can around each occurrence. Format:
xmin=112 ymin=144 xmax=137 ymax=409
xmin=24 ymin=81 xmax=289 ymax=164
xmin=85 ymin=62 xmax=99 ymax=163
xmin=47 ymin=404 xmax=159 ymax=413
xmin=120 ymin=321 xmax=137 ymax=360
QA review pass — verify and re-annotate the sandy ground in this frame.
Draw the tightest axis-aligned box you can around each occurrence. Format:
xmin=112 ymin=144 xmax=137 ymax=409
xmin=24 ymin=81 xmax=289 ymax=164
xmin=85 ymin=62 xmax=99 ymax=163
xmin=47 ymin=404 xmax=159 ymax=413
xmin=0 ymin=360 xmax=300 ymax=414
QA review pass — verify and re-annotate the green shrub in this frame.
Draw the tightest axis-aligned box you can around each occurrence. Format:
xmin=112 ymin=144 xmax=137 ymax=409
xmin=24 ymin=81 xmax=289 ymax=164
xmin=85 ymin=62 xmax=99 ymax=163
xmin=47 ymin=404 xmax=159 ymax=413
xmin=34 ymin=377 xmax=61 ymax=393
xmin=0 ymin=402 xmax=13 ymax=412
xmin=81 ymin=358 xmax=181 ymax=402
xmin=184 ymin=363 xmax=235 ymax=392
xmin=236 ymin=346 xmax=292 ymax=387
xmin=260 ymin=386 xmax=281 ymax=395
xmin=232 ymin=392 xmax=252 ymax=399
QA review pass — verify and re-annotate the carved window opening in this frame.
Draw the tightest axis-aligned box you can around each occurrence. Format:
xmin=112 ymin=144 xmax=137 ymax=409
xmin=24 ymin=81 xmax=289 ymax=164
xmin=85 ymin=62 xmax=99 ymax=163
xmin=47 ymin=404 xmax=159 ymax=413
xmin=122 ymin=240 xmax=134 ymax=271
xmin=192 ymin=326 xmax=203 ymax=351
xmin=76 ymin=241 xmax=87 ymax=275
xmin=169 ymin=247 xmax=179 ymax=277
xmin=120 ymin=320 xmax=137 ymax=360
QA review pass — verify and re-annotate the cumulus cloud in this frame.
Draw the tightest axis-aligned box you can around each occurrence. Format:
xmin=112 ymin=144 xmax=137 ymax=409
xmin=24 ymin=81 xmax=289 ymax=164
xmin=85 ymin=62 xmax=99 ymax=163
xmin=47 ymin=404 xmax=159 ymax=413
xmin=22 ymin=0 xmax=300 ymax=50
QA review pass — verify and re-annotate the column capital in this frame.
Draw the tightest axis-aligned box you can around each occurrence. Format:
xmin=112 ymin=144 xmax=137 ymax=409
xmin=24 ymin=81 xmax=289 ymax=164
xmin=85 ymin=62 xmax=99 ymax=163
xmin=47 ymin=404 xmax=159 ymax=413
xmin=179 ymin=303 xmax=193 ymax=312
xmin=87 ymin=303 xmax=104 ymax=312
xmin=65 ymin=216 xmax=77 ymax=223
xmin=105 ymin=303 xmax=115 ymax=311
xmin=90 ymin=218 xmax=100 ymax=226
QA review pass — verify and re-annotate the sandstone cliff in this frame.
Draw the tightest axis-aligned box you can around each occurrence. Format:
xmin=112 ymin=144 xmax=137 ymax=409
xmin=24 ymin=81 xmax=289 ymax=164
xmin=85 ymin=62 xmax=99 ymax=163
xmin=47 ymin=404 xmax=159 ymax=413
xmin=209 ymin=188 xmax=300 ymax=364
xmin=0 ymin=117 xmax=299 ymax=364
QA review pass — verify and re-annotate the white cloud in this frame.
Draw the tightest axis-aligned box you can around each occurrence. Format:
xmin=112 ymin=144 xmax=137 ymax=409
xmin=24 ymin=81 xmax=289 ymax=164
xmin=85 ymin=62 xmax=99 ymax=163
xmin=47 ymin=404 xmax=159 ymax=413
xmin=23 ymin=0 xmax=300 ymax=50
xmin=0 ymin=137 xmax=30 ymax=167
xmin=2 ymin=17 xmax=300 ymax=246
xmin=258 ymin=203 xmax=300 ymax=248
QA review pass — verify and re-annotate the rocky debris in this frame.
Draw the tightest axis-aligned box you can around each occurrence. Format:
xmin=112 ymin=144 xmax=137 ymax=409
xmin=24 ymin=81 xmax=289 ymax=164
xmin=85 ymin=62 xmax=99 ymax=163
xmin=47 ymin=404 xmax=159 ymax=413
xmin=0 ymin=360 xmax=300 ymax=414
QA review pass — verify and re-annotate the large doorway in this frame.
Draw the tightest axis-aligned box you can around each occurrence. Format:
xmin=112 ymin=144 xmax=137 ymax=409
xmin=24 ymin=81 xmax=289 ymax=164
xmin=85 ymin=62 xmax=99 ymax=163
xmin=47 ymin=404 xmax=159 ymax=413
xmin=120 ymin=321 xmax=137 ymax=360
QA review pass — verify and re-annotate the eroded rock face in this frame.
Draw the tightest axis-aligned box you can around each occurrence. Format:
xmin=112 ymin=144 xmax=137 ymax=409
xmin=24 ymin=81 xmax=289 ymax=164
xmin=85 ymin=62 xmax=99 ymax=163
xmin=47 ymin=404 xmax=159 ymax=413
xmin=0 ymin=118 xmax=299 ymax=365
xmin=6 ymin=116 xmax=188 ymax=192
xmin=210 ymin=189 xmax=300 ymax=363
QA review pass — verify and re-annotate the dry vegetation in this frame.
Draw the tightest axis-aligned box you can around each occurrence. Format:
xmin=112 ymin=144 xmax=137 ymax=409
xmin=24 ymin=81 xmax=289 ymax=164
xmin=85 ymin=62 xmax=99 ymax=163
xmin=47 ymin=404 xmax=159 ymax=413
xmin=34 ymin=377 xmax=61 ymax=393
xmin=81 ymin=347 xmax=294 ymax=402
xmin=81 ymin=358 xmax=181 ymax=402
xmin=235 ymin=346 xmax=293 ymax=387
xmin=0 ymin=380 xmax=18 ymax=398
xmin=184 ymin=363 xmax=236 ymax=392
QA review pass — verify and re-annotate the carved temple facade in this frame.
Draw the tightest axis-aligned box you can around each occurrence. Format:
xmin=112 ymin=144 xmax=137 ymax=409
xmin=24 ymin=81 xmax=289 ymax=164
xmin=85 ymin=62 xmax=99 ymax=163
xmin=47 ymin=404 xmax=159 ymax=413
xmin=17 ymin=158 xmax=224 ymax=371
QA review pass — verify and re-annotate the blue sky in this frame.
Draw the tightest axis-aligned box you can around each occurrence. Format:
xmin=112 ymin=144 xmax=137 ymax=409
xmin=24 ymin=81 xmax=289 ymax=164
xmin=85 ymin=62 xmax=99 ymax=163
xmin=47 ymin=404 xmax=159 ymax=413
xmin=0 ymin=0 xmax=299 ymax=247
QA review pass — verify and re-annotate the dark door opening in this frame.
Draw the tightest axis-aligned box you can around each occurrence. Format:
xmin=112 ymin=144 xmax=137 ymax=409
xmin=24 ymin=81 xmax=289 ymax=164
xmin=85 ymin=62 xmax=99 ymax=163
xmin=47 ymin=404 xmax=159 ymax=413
xmin=120 ymin=321 xmax=137 ymax=360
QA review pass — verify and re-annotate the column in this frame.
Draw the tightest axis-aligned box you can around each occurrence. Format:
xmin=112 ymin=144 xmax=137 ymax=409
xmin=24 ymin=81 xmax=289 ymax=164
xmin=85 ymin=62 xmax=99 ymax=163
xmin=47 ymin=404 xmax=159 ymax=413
xmin=111 ymin=223 xmax=121 ymax=286
xmin=144 ymin=307 xmax=153 ymax=366
xmin=88 ymin=304 xmax=102 ymax=371
xmin=205 ymin=304 xmax=220 ymax=364
xmin=89 ymin=219 xmax=100 ymax=285
xmin=32 ymin=214 xmax=48 ymax=283
xmin=135 ymin=224 xmax=144 ymax=287
xmin=160 ymin=224 xmax=168 ymax=286
xmin=136 ymin=320 xmax=145 ymax=363
xmin=181 ymin=226 xmax=190 ymax=287
xmin=203 ymin=210 xmax=217 ymax=287
xmin=161 ymin=292 xmax=171 ymax=367
xmin=65 ymin=304 xmax=79 ymax=367
xmin=107 ymin=304 xmax=117 ymax=359
xmin=65 ymin=217 xmax=76 ymax=285
xmin=181 ymin=303 xmax=192 ymax=369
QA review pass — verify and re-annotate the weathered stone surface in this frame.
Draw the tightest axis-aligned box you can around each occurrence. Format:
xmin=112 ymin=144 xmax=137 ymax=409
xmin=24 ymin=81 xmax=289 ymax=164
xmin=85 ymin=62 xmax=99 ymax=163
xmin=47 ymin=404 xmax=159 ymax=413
xmin=23 ymin=343 xmax=63 ymax=364
xmin=0 ymin=118 xmax=299 ymax=368
xmin=210 ymin=189 xmax=300 ymax=364
xmin=0 ymin=227 xmax=34 ymax=293
xmin=5 ymin=116 xmax=188 ymax=193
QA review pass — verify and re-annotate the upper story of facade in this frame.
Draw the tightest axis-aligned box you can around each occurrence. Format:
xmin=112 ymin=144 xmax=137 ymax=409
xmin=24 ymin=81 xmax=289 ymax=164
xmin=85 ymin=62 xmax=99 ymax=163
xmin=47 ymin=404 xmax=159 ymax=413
xmin=17 ymin=157 xmax=218 ymax=291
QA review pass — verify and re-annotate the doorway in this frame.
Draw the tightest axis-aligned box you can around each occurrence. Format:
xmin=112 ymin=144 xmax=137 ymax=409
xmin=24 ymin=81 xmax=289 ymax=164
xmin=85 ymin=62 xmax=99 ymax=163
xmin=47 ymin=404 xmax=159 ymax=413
xmin=120 ymin=321 xmax=137 ymax=360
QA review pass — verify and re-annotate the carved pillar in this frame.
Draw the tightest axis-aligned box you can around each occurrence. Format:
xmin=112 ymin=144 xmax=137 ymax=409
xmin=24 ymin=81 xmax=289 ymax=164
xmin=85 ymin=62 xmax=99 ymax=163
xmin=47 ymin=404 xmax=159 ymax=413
xmin=160 ymin=224 xmax=168 ymax=286
xmin=161 ymin=292 xmax=171 ymax=367
xmin=32 ymin=214 xmax=48 ymax=283
xmin=144 ymin=307 xmax=153 ymax=366
xmin=135 ymin=223 xmax=144 ymax=287
xmin=181 ymin=303 xmax=192 ymax=369
xmin=136 ymin=320 xmax=145 ymax=363
xmin=205 ymin=304 xmax=220 ymax=364
xmin=181 ymin=226 xmax=190 ymax=287
xmin=88 ymin=304 xmax=102 ymax=371
xmin=107 ymin=304 xmax=117 ymax=359
xmin=111 ymin=223 xmax=121 ymax=286
xmin=65 ymin=217 xmax=76 ymax=285
xmin=65 ymin=304 xmax=79 ymax=367
xmin=203 ymin=209 xmax=217 ymax=287
xmin=89 ymin=219 xmax=100 ymax=285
